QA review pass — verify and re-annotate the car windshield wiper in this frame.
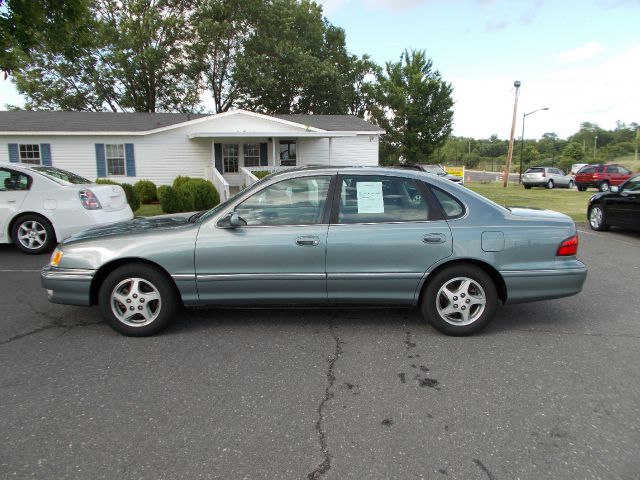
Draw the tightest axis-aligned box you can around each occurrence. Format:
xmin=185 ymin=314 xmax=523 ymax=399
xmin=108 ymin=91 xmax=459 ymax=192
xmin=188 ymin=211 xmax=206 ymax=223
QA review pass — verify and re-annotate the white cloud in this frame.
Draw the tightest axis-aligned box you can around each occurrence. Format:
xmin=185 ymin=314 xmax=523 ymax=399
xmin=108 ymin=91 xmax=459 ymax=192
xmin=554 ymin=41 xmax=605 ymax=64
xmin=451 ymin=43 xmax=640 ymax=139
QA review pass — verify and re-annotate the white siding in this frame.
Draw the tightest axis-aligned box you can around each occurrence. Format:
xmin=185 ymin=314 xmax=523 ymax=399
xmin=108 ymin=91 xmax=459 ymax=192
xmin=298 ymin=135 xmax=378 ymax=167
xmin=197 ymin=114 xmax=308 ymax=133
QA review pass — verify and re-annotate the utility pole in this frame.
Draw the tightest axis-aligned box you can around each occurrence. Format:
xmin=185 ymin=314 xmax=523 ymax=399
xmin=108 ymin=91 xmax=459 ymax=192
xmin=636 ymin=127 xmax=639 ymax=161
xmin=593 ymin=134 xmax=598 ymax=159
xmin=504 ymin=80 xmax=521 ymax=187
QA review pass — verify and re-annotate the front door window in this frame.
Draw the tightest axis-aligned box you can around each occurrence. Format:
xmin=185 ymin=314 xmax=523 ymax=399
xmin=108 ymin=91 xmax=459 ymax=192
xmin=223 ymin=144 xmax=239 ymax=173
xmin=279 ymin=140 xmax=297 ymax=167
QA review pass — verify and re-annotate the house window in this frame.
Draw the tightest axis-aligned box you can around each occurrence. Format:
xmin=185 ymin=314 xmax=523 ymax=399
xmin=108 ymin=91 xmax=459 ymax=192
xmin=105 ymin=144 xmax=126 ymax=176
xmin=244 ymin=143 xmax=260 ymax=168
xmin=223 ymin=144 xmax=239 ymax=173
xmin=19 ymin=144 xmax=41 ymax=165
xmin=279 ymin=140 xmax=296 ymax=166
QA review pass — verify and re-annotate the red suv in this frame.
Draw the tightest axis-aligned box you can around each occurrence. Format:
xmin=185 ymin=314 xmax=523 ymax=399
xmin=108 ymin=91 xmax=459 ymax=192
xmin=575 ymin=164 xmax=633 ymax=192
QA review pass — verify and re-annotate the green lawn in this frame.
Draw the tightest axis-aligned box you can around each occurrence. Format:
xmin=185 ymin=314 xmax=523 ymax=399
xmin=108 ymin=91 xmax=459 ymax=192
xmin=466 ymin=182 xmax=592 ymax=223
xmin=134 ymin=203 xmax=163 ymax=217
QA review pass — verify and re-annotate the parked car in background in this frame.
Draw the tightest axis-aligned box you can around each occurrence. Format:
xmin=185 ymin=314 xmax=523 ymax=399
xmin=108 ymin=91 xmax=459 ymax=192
xmin=522 ymin=167 xmax=574 ymax=189
xmin=575 ymin=164 xmax=633 ymax=192
xmin=570 ymin=163 xmax=589 ymax=176
xmin=587 ymin=174 xmax=640 ymax=231
xmin=42 ymin=166 xmax=586 ymax=338
xmin=0 ymin=163 xmax=133 ymax=254
xmin=398 ymin=164 xmax=464 ymax=185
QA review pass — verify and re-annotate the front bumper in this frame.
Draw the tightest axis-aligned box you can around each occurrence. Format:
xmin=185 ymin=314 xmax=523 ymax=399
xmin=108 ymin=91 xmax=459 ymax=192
xmin=501 ymin=262 xmax=588 ymax=304
xmin=41 ymin=265 xmax=96 ymax=306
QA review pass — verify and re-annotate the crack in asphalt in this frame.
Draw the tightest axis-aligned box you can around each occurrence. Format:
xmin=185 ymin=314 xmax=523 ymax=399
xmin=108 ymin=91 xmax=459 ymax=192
xmin=473 ymin=459 xmax=496 ymax=480
xmin=307 ymin=320 xmax=343 ymax=480
xmin=0 ymin=302 xmax=100 ymax=346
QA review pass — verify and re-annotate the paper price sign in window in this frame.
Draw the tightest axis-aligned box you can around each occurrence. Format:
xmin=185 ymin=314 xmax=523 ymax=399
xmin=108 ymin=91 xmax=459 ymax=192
xmin=356 ymin=182 xmax=384 ymax=213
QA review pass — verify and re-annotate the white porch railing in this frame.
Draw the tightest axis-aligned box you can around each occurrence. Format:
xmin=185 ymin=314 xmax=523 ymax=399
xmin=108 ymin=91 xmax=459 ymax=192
xmin=205 ymin=165 xmax=231 ymax=201
xmin=239 ymin=166 xmax=297 ymax=188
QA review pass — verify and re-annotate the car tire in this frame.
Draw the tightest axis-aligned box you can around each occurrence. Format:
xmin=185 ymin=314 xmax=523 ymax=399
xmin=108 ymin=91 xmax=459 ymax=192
xmin=524 ymin=185 xmax=531 ymax=189
xmin=577 ymin=186 xmax=587 ymax=192
xmin=11 ymin=214 xmax=56 ymax=254
xmin=421 ymin=264 xmax=498 ymax=336
xmin=568 ymin=180 xmax=575 ymax=189
xmin=98 ymin=263 xmax=178 ymax=336
xmin=589 ymin=205 xmax=609 ymax=231
xmin=546 ymin=180 xmax=554 ymax=189
xmin=599 ymin=181 xmax=610 ymax=192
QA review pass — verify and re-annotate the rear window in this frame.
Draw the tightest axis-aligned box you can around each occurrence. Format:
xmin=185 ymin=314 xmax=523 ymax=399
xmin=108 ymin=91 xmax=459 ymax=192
xmin=526 ymin=167 xmax=544 ymax=173
xmin=619 ymin=166 xmax=631 ymax=174
xmin=32 ymin=166 xmax=91 ymax=185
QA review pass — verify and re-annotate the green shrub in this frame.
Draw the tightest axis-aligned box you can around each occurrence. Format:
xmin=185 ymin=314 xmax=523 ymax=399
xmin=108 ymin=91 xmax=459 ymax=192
xmin=179 ymin=178 xmax=220 ymax=210
xmin=252 ymin=170 xmax=270 ymax=179
xmin=119 ymin=183 xmax=140 ymax=212
xmin=134 ymin=179 xmax=158 ymax=204
xmin=159 ymin=186 xmax=191 ymax=214
xmin=157 ymin=185 xmax=171 ymax=202
xmin=95 ymin=179 xmax=118 ymax=185
xmin=172 ymin=175 xmax=192 ymax=189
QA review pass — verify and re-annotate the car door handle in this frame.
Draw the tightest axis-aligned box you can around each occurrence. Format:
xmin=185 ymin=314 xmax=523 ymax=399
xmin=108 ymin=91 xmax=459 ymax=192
xmin=7 ymin=200 xmax=16 ymax=203
xmin=422 ymin=233 xmax=446 ymax=244
xmin=296 ymin=236 xmax=320 ymax=247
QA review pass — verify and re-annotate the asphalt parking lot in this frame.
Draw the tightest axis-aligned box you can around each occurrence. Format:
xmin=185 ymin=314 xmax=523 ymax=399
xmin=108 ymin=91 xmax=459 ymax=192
xmin=1 ymin=228 xmax=639 ymax=480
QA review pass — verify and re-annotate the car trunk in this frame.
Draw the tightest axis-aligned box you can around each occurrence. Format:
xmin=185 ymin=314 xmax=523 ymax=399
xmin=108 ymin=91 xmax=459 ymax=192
xmin=523 ymin=168 xmax=545 ymax=181
xmin=87 ymin=184 xmax=129 ymax=212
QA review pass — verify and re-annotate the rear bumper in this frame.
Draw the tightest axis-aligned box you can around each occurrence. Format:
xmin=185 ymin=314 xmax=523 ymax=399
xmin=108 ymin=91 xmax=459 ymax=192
xmin=41 ymin=265 xmax=95 ymax=306
xmin=501 ymin=262 xmax=588 ymax=304
xmin=55 ymin=209 xmax=133 ymax=242
xmin=522 ymin=179 xmax=548 ymax=187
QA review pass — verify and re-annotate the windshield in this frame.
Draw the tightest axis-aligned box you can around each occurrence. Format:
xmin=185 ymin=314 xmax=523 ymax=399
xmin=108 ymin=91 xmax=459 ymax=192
xmin=422 ymin=165 xmax=447 ymax=175
xmin=32 ymin=166 xmax=92 ymax=185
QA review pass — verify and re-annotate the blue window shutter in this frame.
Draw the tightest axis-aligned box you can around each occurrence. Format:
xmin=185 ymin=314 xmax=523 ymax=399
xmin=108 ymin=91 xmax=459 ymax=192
xmin=214 ymin=143 xmax=222 ymax=172
xmin=8 ymin=144 xmax=19 ymax=163
xmin=95 ymin=144 xmax=106 ymax=178
xmin=125 ymin=143 xmax=136 ymax=177
xmin=260 ymin=143 xmax=268 ymax=166
xmin=40 ymin=144 xmax=52 ymax=166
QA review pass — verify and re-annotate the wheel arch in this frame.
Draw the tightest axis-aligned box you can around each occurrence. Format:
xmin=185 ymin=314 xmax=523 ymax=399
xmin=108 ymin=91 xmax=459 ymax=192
xmin=89 ymin=257 xmax=183 ymax=306
xmin=418 ymin=259 xmax=507 ymax=306
xmin=8 ymin=211 xmax=58 ymax=243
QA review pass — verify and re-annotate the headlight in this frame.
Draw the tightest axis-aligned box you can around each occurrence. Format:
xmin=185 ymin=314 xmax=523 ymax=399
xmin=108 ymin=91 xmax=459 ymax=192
xmin=50 ymin=248 xmax=63 ymax=267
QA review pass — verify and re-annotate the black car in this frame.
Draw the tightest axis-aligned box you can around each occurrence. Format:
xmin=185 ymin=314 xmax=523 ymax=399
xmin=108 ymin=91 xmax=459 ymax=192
xmin=398 ymin=164 xmax=464 ymax=185
xmin=588 ymin=174 xmax=640 ymax=231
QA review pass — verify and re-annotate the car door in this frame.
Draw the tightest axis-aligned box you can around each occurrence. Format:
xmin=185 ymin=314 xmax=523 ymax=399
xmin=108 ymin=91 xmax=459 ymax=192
xmin=194 ymin=174 xmax=334 ymax=304
xmin=606 ymin=176 xmax=640 ymax=228
xmin=0 ymin=168 xmax=32 ymax=242
xmin=326 ymin=174 xmax=452 ymax=304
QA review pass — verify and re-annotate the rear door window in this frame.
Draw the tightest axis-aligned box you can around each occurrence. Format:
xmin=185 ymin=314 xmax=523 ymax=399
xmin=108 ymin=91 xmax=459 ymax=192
xmin=431 ymin=187 xmax=465 ymax=219
xmin=0 ymin=168 xmax=31 ymax=191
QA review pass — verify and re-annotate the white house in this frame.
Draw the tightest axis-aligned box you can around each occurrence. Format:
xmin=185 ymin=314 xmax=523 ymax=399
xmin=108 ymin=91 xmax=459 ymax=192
xmin=0 ymin=110 xmax=384 ymax=200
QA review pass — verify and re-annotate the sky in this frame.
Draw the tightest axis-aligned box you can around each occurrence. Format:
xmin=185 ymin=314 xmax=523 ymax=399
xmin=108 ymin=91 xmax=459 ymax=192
xmin=1 ymin=0 xmax=638 ymax=140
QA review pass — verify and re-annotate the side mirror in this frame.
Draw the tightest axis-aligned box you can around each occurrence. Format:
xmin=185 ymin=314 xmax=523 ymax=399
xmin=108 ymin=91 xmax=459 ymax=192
xmin=218 ymin=212 xmax=247 ymax=229
xmin=611 ymin=185 xmax=619 ymax=193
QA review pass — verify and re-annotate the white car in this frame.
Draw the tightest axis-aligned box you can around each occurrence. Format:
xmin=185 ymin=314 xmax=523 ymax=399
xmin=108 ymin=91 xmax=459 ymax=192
xmin=0 ymin=163 xmax=133 ymax=254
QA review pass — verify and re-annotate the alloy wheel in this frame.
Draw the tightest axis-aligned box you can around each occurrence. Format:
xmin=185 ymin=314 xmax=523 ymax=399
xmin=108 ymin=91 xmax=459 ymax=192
xmin=17 ymin=220 xmax=48 ymax=250
xmin=110 ymin=277 xmax=162 ymax=327
xmin=436 ymin=277 xmax=487 ymax=326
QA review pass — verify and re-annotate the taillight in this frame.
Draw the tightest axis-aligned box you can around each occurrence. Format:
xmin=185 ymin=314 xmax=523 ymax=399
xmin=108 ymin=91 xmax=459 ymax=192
xmin=79 ymin=189 xmax=102 ymax=210
xmin=557 ymin=235 xmax=578 ymax=256
xmin=541 ymin=171 xmax=546 ymax=177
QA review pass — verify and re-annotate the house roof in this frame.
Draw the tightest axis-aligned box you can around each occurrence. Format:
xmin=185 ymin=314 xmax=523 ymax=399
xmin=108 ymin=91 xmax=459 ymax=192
xmin=0 ymin=110 xmax=384 ymax=134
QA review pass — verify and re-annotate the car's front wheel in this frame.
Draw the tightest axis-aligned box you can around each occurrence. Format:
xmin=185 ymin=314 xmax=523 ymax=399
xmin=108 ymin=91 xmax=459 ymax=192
xmin=98 ymin=263 xmax=178 ymax=336
xmin=421 ymin=264 xmax=497 ymax=336
xmin=589 ymin=205 xmax=609 ymax=231
xmin=11 ymin=214 xmax=55 ymax=254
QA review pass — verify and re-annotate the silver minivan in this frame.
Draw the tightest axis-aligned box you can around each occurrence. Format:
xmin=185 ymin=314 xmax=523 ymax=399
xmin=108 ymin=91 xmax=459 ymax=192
xmin=522 ymin=167 xmax=574 ymax=189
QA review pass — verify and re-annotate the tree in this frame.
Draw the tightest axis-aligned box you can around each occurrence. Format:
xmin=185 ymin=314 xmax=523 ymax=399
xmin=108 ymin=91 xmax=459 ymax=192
xmin=523 ymin=144 xmax=541 ymax=166
xmin=346 ymin=54 xmax=381 ymax=118
xmin=373 ymin=50 xmax=454 ymax=164
xmin=0 ymin=0 xmax=93 ymax=76
xmin=562 ymin=142 xmax=584 ymax=162
xmin=12 ymin=0 xmax=202 ymax=112
xmin=233 ymin=0 xmax=353 ymax=114
xmin=191 ymin=0 xmax=261 ymax=113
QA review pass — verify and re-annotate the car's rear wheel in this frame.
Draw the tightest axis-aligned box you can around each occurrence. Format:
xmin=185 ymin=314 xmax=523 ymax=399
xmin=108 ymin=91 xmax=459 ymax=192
xmin=98 ymin=263 xmax=178 ymax=336
xmin=577 ymin=186 xmax=587 ymax=191
xmin=599 ymin=181 xmax=610 ymax=192
xmin=11 ymin=214 xmax=55 ymax=254
xmin=568 ymin=180 xmax=575 ymax=189
xmin=589 ymin=205 xmax=609 ymax=231
xmin=421 ymin=264 xmax=497 ymax=336
xmin=546 ymin=179 xmax=554 ymax=189
xmin=524 ymin=185 xmax=531 ymax=189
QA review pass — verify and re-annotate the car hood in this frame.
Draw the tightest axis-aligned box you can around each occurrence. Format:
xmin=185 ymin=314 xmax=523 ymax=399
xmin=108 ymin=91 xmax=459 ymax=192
xmin=506 ymin=207 xmax=572 ymax=222
xmin=63 ymin=213 xmax=195 ymax=244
